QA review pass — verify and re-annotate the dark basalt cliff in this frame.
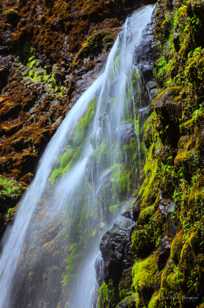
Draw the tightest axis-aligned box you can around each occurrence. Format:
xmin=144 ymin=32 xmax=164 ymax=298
xmin=0 ymin=0 xmax=204 ymax=307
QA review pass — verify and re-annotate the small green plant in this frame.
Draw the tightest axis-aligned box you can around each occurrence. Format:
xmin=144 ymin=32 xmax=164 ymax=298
xmin=5 ymin=207 xmax=16 ymax=223
xmin=155 ymin=56 xmax=168 ymax=80
xmin=0 ymin=176 xmax=24 ymax=199
xmin=97 ymin=282 xmax=114 ymax=308
xmin=188 ymin=15 xmax=200 ymax=31
xmin=23 ymin=50 xmax=66 ymax=96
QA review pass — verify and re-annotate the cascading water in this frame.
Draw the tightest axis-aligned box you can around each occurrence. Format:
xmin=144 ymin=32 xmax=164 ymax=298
xmin=0 ymin=5 xmax=154 ymax=308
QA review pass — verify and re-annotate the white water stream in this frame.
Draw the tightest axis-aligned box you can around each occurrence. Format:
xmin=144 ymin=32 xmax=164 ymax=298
xmin=0 ymin=5 xmax=154 ymax=308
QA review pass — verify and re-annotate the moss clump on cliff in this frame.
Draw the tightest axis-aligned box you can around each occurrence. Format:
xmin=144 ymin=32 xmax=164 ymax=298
xmin=132 ymin=254 xmax=160 ymax=307
xmin=97 ymin=282 xmax=114 ymax=308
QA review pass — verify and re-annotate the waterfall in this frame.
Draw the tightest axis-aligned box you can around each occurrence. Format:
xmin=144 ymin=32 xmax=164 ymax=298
xmin=0 ymin=5 xmax=154 ymax=308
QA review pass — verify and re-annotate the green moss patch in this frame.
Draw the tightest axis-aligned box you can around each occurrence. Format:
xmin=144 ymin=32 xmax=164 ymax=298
xmin=132 ymin=254 xmax=161 ymax=307
xmin=0 ymin=175 xmax=24 ymax=200
xmin=23 ymin=49 xmax=66 ymax=96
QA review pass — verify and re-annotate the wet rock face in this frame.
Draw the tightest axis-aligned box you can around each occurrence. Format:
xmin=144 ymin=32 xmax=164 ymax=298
xmin=116 ymin=123 xmax=135 ymax=144
xmin=157 ymin=235 xmax=171 ymax=270
xmin=0 ymin=0 xmax=154 ymax=234
xmin=154 ymin=87 xmax=182 ymax=147
xmin=0 ymin=56 xmax=11 ymax=90
xmin=136 ymin=19 xmax=157 ymax=88
xmin=116 ymin=296 xmax=136 ymax=308
xmin=134 ymin=19 xmax=158 ymax=107
xmin=99 ymin=214 xmax=136 ymax=284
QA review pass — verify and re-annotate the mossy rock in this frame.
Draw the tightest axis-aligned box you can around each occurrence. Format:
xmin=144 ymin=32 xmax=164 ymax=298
xmin=0 ymin=175 xmax=24 ymax=232
xmin=148 ymin=291 xmax=160 ymax=308
xmin=170 ymin=231 xmax=184 ymax=264
xmin=23 ymin=49 xmax=66 ymax=96
xmin=0 ymin=175 xmax=24 ymax=202
xmin=138 ymin=141 xmax=161 ymax=207
xmin=116 ymin=295 xmax=136 ymax=308
xmin=137 ymin=205 xmax=155 ymax=224
xmin=97 ymin=282 xmax=114 ymax=308
xmin=132 ymin=254 xmax=161 ymax=306
xmin=164 ymin=264 xmax=184 ymax=290
xmin=131 ymin=227 xmax=155 ymax=259
xmin=75 ymin=29 xmax=115 ymax=63
xmin=143 ymin=111 xmax=158 ymax=148
xmin=129 ymin=1 xmax=204 ymax=307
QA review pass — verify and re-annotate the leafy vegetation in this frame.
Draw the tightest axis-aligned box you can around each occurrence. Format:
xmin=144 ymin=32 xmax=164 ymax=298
xmin=0 ymin=175 xmax=24 ymax=200
xmin=23 ymin=49 xmax=66 ymax=96
xmin=0 ymin=175 xmax=24 ymax=225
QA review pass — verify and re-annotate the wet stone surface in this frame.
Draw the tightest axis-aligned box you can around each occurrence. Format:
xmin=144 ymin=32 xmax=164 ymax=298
xmin=99 ymin=214 xmax=136 ymax=284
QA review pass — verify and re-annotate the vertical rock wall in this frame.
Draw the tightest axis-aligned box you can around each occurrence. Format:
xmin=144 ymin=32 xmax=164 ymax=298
xmin=98 ymin=0 xmax=204 ymax=307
